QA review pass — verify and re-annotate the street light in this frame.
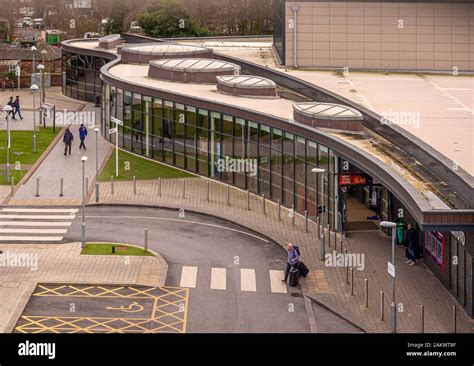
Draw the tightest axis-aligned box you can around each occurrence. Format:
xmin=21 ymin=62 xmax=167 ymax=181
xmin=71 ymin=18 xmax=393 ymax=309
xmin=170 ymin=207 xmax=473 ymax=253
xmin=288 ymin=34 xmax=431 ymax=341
xmin=380 ymin=220 xmax=397 ymax=334
xmin=30 ymin=84 xmax=39 ymax=153
xmin=3 ymin=105 xmax=12 ymax=183
xmin=40 ymin=49 xmax=47 ymax=103
xmin=37 ymin=64 xmax=45 ymax=107
xmin=94 ymin=127 xmax=100 ymax=203
xmin=312 ymin=167 xmax=326 ymax=261
xmin=81 ymin=156 xmax=88 ymax=249
xmin=31 ymin=46 xmax=37 ymax=85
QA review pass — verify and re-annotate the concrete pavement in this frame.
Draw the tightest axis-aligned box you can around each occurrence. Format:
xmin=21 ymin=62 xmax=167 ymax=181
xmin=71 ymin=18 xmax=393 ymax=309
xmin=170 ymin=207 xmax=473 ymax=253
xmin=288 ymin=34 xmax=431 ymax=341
xmin=0 ymin=242 xmax=168 ymax=333
xmin=89 ymin=177 xmax=474 ymax=333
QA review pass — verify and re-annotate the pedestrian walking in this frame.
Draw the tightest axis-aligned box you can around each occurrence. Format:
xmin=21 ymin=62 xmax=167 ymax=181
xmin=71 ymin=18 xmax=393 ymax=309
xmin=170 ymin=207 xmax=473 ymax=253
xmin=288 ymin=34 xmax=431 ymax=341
xmin=282 ymin=243 xmax=300 ymax=284
xmin=79 ymin=124 xmax=88 ymax=150
xmin=12 ymin=96 xmax=23 ymax=120
xmin=63 ymin=128 xmax=74 ymax=156
xmin=404 ymin=223 xmax=418 ymax=266
xmin=6 ymin=97 xmax=14 ymax=120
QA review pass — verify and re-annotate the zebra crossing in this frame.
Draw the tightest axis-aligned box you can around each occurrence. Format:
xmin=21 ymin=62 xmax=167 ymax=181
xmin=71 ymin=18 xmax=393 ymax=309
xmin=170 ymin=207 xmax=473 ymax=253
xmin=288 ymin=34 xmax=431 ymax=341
xmin=0 ymin=207 xmax=77 ymax=242
xmin=178 ymin=266 xmax=289 ymax=294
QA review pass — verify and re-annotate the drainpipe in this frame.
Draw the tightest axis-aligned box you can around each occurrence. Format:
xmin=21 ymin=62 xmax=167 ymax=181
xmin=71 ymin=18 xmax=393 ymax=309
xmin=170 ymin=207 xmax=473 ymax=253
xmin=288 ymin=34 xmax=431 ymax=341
xmin=292 ymin=4 xmax=299 ymax=68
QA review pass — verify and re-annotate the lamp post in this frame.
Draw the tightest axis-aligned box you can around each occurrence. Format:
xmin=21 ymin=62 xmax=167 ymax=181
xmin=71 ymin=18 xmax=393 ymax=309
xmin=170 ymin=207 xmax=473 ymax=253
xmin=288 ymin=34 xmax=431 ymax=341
xmin=3 ymin=105 xmax=12 ymax=183
xmin=37 ymin=64 xmax=45 ymax=106
xmin=81 ymin=156 xmax=88 ymax=249
xmin=94 ymin=127 xmax=100 ymax=202
xmin=40 ymin=49 xmax=47 ymax=103
xmin=30 ymin=84 xmax=39 ymax=153
xmin=31 ymin=46 xmax=37 ymax=85
xmin=312 ymin=168 xmax=326 ymax=261
xmin=380 ymin=220 xmax=397 ymax=334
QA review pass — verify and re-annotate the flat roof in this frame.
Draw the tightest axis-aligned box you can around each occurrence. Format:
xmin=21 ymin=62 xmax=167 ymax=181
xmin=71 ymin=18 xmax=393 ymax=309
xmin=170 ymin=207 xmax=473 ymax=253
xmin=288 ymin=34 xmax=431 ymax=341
xmin=182 ymin=40 xmax=474 ymax=177
xmin=107 ymin=62 xmax=451 ymax=209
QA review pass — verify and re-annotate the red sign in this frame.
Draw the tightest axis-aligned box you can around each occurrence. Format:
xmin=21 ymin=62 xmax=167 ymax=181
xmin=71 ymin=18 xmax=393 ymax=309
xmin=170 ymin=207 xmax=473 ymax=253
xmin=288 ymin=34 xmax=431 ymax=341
xmin=339 ymin=175 xmax=368 ymax=186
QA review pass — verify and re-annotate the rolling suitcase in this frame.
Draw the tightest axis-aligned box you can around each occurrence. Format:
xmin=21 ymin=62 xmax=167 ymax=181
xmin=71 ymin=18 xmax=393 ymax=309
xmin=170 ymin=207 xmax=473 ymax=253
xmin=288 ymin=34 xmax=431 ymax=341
xmin=289 ymin=267 xmax=299 ymax=287
xmin=298 ymin=261 xmax=309 ymax=278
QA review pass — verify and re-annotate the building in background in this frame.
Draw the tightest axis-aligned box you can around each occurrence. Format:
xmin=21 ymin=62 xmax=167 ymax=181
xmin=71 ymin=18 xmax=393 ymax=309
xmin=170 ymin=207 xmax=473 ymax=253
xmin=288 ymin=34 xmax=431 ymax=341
xmin=273 ymin=0 xmax=473 ymax=72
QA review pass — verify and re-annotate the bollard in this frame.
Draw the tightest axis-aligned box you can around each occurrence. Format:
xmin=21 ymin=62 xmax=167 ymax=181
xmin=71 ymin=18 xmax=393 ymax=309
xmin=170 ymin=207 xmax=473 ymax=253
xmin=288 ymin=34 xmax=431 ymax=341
xmin=246 ymin=190 xmax=250 ymax=211
xmin=262 ymin=194 xmax=266 ymax=215
xmin=420 ymin=305 xmax=424 ymax=333
xmin=144 ymin=228 xmax=148 ymax=251
xmin=350 ymin=268 xmax=354 ymax=295
xmin=364 ymin=279 xmax=369 ymax=308
xmin=345 ymin=249 xmax=349 ymax=284
xmin=291 ymin=205 xmax=295 ymax=226
xmin=226 ymin=185 xmax=230 ymax=206
xmin=182 ymin=179 xmax=186 ymax=199
xmin=380 ymin=291 xmax=385 ymax=321
xmin=207 ymin=181 xmax=210 ymax=202
xmin=278 ymin=199 xmax=281 ymax=221
xmin=59 ymin=178 xmax=64 ymax=197
xmin=339 ymin=236 xmax=344 ymax=254
xmin=158 ymin=177 xmax=162 ymax=197
xmin=453 ymin=305 xmax=457 ymax=333
xmin=111 ymin=176 xmax=114 ymax=195
xmin=304 ymin=210 xmax=308 ymax=233
xmin=10 ymin=177 xmax=14 ymax=196
xmin=133 ymin=176 xmax=137 ymax=195
xmin=35 ymin=178 xmax=40 ymax=197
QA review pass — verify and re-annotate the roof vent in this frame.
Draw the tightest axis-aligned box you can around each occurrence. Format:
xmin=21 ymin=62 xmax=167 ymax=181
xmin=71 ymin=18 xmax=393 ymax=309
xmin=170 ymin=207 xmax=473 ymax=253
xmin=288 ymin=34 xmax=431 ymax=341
xmin=148 ymin=58 xmax=240 ymax=84
xmin=217 ymin=75 xmax=277 ymax=98
xmin=98 ymin=34 xmax=122 ymax=50
xmin=293 ymin=102 xmax=363 ymax=132
xmin=121 ymin=43 xmax=213 ymax=64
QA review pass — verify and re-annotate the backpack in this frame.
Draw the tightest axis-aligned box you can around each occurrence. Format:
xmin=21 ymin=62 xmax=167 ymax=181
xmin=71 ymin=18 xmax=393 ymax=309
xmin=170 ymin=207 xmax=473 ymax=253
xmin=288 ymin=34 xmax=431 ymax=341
xmin=294 ymin=245 xmax=301 ymax=256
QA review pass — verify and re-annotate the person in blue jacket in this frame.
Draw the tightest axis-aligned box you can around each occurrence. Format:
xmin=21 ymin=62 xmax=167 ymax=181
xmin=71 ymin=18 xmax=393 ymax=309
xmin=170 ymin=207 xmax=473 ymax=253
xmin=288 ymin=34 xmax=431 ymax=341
xmin=79 ymin=124 xmax=88 ymax=150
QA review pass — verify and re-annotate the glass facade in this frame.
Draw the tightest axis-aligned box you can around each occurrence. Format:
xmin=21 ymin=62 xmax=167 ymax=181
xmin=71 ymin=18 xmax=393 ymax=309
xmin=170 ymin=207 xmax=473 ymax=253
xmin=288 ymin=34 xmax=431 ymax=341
xmin=62 ymin=51 xmax=111 ymax=103
xmin=103 ymin=83 xmax=341 ymax=230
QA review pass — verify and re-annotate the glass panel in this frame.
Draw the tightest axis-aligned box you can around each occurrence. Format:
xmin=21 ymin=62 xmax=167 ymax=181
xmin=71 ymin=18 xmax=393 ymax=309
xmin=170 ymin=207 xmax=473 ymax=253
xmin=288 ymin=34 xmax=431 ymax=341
xmin=260 ymin=124 xmax=270 ymax=146
xmin=247 ymin=142 xmax=258 ymax=193
xmin=272 ymin=128 xmax=283 ymax=152
xmin=234 ymin=118 xmax=246 ymax=189
xmin=295 ymin=136 xmax=306 ymax=213
xmin=222 ymin=114 xmax=233 ymax=136
xmin=271 ymin=148 xmax=282 ymax=202
xmin=283 ymin=132 xmax=294 ymax=207
xmin=197 ymin=127 xmax=208 ymax=176
xmin=197 ymin=108 xmax=208 ymax=129
xmin=259 ymin=144 xmax=270 ymax=197
xmin=174 ymin=104 xmax=185 ymax=168
xmin=307 ymin=141 xmax=318 ymax=218
xmin=185 ymin=106 xmax=197 ymax=171
xmin=163 ymin=101 xmax=173 ymax=164
xmin=248 ymin=121 xmax=258 ymax=143
xmin=210 ymin=112 xmax=221 ymax=179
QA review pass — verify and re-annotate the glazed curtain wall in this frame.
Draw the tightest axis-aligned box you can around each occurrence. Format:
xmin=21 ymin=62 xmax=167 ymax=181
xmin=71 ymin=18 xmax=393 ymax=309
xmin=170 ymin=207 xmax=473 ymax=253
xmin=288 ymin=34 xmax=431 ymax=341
xmin=62 ymin=50 xmax=107 ymax=103
xmin=105 ymin=84 xmax=341 ymax=231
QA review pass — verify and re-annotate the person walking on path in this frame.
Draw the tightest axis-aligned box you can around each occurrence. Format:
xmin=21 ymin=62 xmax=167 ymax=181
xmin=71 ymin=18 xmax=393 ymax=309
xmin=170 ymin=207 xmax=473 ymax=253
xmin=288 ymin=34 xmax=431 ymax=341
xmin=12 ymin=96 xmax=23 ymax=120
xmin=282 ymin=243 xmax=300 ymax=283
xmin=6 ymin=97 xmax=14 ymax=120
xmin=79 ymin=124 xmax=88 ymax=150
xmin=63 ymin=128 xmax=74 ymax=156
xmin=405 ymin=223 xmax=418 ymax=266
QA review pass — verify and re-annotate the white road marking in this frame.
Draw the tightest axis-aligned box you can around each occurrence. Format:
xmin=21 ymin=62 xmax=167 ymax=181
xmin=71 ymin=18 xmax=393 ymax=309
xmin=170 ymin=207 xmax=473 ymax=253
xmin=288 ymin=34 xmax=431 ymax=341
xmin=180 ymin=266 xmax=198 ymax=288
xmin=1 ymin=208 xmax=79 ymax=213
xmin=0 ymin=215 xmax=75 ymax=220
xmin=269 ymin=270 xmax=287 ymax=294
xmin=210 ymin=268 xmax=227 ymax=290
xmin=0 ymin=229 xmax=68 ymax=234
xmin=0 ymin=236 xmax=63 ymax=241
xmin=0 ymin=221 xmax=72 ymax=227
xmin=240 ymin=269 xmax=257 ymax=292
xmin=85 ymin=215 xmax=269 ymax=243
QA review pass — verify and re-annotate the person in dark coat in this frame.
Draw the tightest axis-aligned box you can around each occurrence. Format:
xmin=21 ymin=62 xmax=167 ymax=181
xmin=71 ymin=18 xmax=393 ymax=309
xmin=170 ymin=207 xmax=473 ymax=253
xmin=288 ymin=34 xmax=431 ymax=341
xmin=63 ymin=129 xmax=74 ymax=156
xmin=79 ymin=124 xmax=88 ymax=150
xmin=12 ymin=96 xmax=23 ymax=120
xmin=6 ymin=97 xmax=14 ymax=120
xmin=405 ymin=223 xmax=418 ymax=266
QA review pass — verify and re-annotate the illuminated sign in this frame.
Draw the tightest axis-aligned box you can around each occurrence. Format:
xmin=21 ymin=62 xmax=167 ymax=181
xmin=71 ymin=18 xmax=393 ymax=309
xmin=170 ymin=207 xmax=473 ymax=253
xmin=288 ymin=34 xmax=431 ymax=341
xmin=339 ymin=174 xmax=369 ymax=186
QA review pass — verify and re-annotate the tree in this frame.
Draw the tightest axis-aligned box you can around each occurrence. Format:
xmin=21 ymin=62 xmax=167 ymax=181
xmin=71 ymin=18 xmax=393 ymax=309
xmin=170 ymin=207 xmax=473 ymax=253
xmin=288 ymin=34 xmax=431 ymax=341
xmin=137 ymin=0 xmax=212 ymax=38
xmin=104 ymin=0 xmax=131 ymax=34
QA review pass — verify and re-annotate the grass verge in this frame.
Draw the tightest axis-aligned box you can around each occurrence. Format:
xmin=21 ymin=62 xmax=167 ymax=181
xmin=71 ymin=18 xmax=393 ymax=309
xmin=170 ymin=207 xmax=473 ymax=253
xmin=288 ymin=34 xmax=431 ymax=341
xmin=81 ymin=243 xmax=154 ymax=256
